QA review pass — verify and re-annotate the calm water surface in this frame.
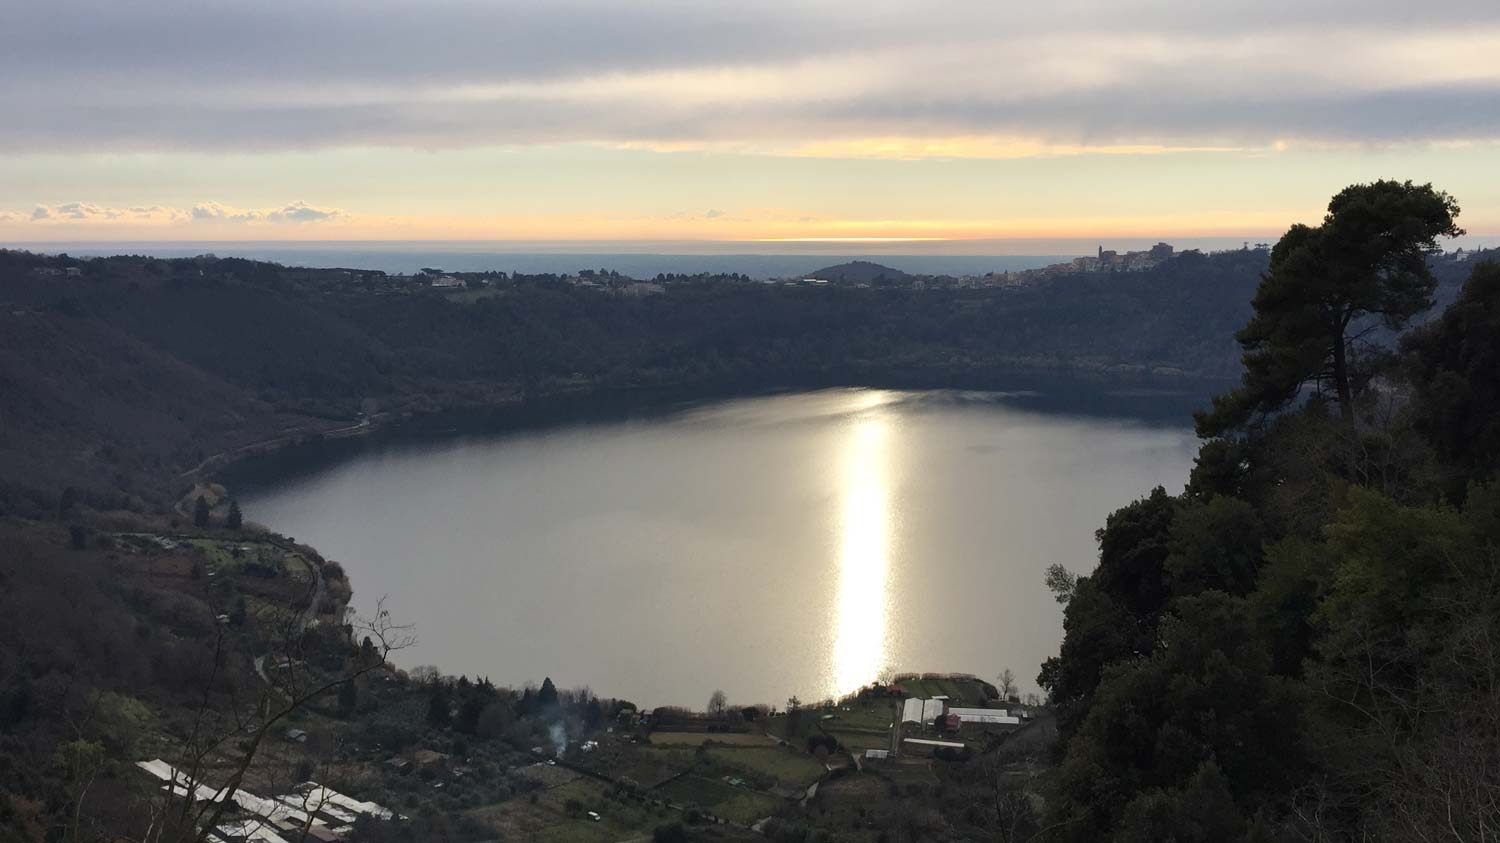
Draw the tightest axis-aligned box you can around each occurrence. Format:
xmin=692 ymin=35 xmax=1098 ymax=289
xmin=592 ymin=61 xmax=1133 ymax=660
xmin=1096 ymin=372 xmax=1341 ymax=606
xmin=241 ymin=388 xmax=1199 ymax=707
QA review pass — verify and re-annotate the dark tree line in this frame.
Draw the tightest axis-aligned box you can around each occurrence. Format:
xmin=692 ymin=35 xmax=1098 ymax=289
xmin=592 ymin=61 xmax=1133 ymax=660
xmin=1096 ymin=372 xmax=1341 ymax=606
xmin=1038 ymin=182 xmax=1500 ymax=840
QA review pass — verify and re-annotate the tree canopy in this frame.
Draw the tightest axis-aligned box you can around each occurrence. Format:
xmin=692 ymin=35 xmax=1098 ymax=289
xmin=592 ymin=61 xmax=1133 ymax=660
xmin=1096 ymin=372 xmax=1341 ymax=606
xmin=1045 ymin=184 xmax=1500 ymax=840
xmin=1197 ymin=180 xmax=1461 ymax=435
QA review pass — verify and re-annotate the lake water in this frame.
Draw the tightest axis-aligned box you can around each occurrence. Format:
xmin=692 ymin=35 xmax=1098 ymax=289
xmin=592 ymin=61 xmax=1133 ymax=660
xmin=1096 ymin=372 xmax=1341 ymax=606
xmin=239 ymin=387 xmax=1202 ymax=708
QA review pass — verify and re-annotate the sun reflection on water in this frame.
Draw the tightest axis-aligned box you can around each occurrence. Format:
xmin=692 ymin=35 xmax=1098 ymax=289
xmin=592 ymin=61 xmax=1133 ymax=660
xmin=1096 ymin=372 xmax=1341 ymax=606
xmin=832 ymin=392 xmax=895 ymax=697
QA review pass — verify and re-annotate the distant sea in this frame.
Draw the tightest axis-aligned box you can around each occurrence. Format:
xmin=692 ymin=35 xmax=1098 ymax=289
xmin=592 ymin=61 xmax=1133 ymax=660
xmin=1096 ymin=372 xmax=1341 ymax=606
xmin=11 ymin=236 xmax=1487 ymax=279
xmin=9 ymin=240 xmax=1099 ymax=279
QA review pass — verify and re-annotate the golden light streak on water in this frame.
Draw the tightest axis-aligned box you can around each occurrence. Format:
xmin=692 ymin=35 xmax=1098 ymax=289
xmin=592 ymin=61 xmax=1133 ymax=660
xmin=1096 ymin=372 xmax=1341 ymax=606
xmin=831 ymin=392 xmax=895 ymax=697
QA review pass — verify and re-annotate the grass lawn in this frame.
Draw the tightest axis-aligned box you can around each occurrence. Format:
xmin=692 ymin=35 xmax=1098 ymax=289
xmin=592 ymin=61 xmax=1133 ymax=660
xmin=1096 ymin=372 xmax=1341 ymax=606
xmin=657 ymin=775 xmax=780 ymax=824
xmin=710 ymin=790 xmax=783 ymax=825
xmin=658 ymin=773 xmax=736 ymax=806
xmin=820 ymin=699 xmax=898 ymax=732
xmin=705 ymin=747 xmax=825 ymax=789
xmin=896 ymin=677 xmax=994 ymax=706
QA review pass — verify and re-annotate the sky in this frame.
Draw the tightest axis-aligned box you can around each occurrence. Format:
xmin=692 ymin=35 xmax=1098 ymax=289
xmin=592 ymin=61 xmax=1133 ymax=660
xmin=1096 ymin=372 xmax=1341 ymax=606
xmin=2 ymin=0 xmax=1498 ymax=247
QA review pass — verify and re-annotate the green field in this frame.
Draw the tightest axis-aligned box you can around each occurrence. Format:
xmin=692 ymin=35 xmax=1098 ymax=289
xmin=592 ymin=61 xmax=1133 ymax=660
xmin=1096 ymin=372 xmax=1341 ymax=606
xmin=893 ymin=677 xmax=994 ymax=706
xmin=705 ymin=746 xmax=825 ymax=789
xmin=468 ymin=778 xmax=661 ymax=842
xmin=657 ymin=775 xmax=780 ymax=824
xmin=819 ymin=699 xmax=899 ymax=731
xmin=710 ymin=790 xmax=784 ymax=825
xmin=188 ymin=538 xmax=312 ymax=581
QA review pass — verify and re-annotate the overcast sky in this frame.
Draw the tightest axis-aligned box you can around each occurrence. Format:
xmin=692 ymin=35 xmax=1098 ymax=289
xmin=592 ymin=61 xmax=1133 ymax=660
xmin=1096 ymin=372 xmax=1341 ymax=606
xmin=2 ymin=0 xmax=1497 ymax=244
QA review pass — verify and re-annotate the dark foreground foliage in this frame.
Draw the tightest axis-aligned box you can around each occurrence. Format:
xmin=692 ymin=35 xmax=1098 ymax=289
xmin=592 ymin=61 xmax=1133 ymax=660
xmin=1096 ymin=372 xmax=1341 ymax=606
xmin=1041 ymin=183 xmax=1500 ymax=840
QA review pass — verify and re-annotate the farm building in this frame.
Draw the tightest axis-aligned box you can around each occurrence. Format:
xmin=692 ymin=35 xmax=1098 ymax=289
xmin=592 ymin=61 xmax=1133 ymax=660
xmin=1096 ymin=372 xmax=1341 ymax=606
xmin=136 ymin=759 xmax=399 ymax=840
xmin=902 ymin=738 xmax=967 ymax=757
xmin=900 ymin=697 xmax=948 ymax=724
xmin=947 ymin=707 xmax=1020 ymax=726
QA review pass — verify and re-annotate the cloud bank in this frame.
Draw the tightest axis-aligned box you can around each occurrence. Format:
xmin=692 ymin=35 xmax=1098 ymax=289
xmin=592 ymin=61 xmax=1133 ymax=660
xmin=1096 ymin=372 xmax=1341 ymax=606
xmin=25 ymin=201 xmax=344 ymax=226
xmin=3 ymin=0 xmax=1498 ymax=155
xmin=189 ymin=201 xmax=344 ymax=223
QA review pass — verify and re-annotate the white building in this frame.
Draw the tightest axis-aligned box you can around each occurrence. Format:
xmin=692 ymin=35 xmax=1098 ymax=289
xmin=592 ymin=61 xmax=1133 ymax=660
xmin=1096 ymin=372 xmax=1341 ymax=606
xmin=947 ymin=707 xmax=1020 ymax=726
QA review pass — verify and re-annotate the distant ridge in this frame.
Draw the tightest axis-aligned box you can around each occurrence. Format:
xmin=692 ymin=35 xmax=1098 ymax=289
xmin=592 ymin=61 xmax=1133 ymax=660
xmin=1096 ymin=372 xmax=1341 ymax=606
xmin=805 ymin=260 xmax=913 ymax=283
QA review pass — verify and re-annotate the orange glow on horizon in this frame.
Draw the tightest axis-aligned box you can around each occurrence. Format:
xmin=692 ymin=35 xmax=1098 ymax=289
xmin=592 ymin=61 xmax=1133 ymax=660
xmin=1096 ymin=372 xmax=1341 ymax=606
xmin=755 ymin=237 xmax=949 ymax=243
xmin=7 ymin=206 xmax=1496 ymax=244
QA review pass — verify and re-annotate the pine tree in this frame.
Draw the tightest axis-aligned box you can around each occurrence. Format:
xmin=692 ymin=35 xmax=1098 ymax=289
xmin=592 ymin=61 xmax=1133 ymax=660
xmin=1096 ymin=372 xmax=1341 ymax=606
xmin=226 ymin=500 xmax=243 ymax=530
xmin=193 ymin=495 xmax=210 ymax=528
xmin=1198 ymin=181 xmax=1462 ymax=434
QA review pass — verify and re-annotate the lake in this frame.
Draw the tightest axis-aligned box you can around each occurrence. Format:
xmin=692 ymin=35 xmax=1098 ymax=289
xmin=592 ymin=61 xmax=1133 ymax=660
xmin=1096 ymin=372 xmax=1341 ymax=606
xmin=239 ymin=387 xmax=1203 ymax=708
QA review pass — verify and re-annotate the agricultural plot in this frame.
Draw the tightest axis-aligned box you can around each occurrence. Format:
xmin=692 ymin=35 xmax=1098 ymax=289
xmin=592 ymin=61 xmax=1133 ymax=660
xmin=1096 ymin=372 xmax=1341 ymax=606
xmin=651 ymin=731 xmax=774 ymax=747
xmin=469 ymin=778 xmax=660 ymax=842
xmin=894 ymin=677 xmax=994 ymax=706
xmin=189 ymin=538 xmax=313 ymax=581
xmin=820 ymin=699 xmax=899 ymax=732
xmin=704 ymin=746 xmax=825 ymax=789
xmin=657 ymin=775 xmax=780 ymax=824
xmin=587 ymin=744 xmax=698 ymax=789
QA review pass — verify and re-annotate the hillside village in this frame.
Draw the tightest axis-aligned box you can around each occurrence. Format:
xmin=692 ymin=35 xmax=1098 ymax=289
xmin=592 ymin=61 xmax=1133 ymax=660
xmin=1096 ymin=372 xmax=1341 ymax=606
xmin=19 ymin=242 xmax=1229 ymax=298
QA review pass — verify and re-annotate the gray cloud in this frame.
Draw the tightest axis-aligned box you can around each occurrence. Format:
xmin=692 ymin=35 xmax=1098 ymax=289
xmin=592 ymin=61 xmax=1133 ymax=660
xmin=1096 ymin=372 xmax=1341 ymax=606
xmin=3 ymin=0 xmax=1498 ymax=153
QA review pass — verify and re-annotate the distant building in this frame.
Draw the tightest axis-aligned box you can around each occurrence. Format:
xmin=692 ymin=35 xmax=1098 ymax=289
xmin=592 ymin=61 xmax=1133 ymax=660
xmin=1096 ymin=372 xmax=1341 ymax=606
xmin=620 ymin=282 xmax=665 ymax=296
